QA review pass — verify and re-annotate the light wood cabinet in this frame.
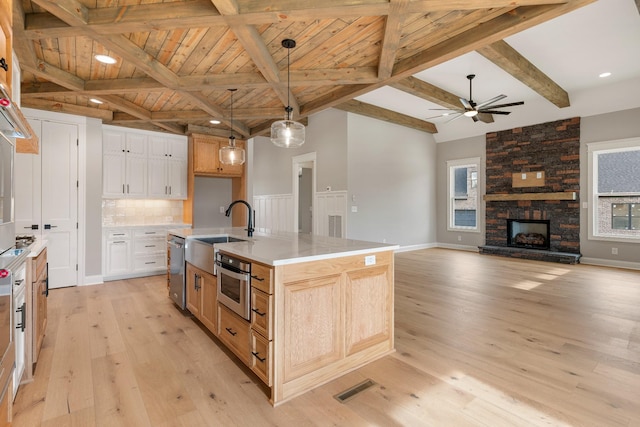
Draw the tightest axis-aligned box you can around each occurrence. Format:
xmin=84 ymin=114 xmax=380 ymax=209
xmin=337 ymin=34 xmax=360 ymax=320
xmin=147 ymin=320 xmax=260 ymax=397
xmin=249 ymin=262 xmax=273 ymax=384
xmin=250 ymin=331 xmax=271 ymax=386
xmin=192 ymin=134 xmax=244 ymax=177
xmin=0 ymin=0 xmax=12 ymax=91
xmin=218 ymin=304 xmax=250 ymax=365
xmin=23 ymin=246 xmax=47 ymax=382
xmin=33 ymin=251 xmax=48 ymax=363
xmin=185 ymin=263 xmax=217 ymax=333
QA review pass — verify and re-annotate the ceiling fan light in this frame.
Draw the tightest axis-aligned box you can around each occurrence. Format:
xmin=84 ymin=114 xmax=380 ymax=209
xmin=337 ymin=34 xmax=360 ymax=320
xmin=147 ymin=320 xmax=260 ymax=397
xmin=464 ymin=110 xmax=478 ymax=117
xmin=270 ymin=119 xmax=305 ymax=148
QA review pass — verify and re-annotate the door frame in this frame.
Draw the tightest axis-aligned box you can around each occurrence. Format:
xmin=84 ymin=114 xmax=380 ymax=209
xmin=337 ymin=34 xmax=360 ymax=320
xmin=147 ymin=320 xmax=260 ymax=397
xmin=24 ymin=108 xmax=88 ymax=286
xmin=292 ymin=152 xmax=316 ymax=234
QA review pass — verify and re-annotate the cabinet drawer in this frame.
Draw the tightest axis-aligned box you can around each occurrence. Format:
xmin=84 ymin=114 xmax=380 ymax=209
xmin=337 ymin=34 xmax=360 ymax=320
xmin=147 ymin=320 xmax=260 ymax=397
xmin=133 ymin=254 xmax=166 ymax=271
xmin=250 ymin=263 xmax=272 ymax=294
xmin=218 ymin=304 xmax=250 ymax=365
xmin=250 ymin=288 xmax=272 ymax=340
xmin=106 ymin=229 xmax=131 ymax=240
xmin=34 ymin=247 xmax=47 ymax=279
xmin=134 ymin=238 xmax=165 ymax=255
xmin=250 ymin=330 xmax=272 ymax=386
xmin=133 ymin=229 xmax=165 ymax=239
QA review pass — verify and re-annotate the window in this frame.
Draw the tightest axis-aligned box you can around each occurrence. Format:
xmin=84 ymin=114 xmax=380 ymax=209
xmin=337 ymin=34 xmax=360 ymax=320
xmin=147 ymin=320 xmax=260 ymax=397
xmin=588 ymin=138 xmax=640 ymax=241
xmin=447 ymin=158 xmax=480 ymax=231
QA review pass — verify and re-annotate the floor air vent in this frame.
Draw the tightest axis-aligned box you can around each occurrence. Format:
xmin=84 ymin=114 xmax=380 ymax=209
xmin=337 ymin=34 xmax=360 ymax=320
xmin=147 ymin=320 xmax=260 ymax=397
xmin=334 ymin=379 xmax=377 ymax=403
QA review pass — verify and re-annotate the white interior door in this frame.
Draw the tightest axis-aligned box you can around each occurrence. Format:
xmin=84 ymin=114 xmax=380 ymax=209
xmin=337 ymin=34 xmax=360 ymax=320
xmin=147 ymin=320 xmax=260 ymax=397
xmin=41 ymin=121 xmax=79 ymax=288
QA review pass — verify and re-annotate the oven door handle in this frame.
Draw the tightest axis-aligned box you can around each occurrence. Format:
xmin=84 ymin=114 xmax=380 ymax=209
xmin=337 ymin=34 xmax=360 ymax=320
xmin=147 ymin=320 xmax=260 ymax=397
xmin=217 ymin=265 xmax=250 ymax=281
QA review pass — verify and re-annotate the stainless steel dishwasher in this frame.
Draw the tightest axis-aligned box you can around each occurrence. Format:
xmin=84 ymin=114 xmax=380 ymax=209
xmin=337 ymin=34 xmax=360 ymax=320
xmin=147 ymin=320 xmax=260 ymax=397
xmin=168 ymin=234 xmax=186 ymax=309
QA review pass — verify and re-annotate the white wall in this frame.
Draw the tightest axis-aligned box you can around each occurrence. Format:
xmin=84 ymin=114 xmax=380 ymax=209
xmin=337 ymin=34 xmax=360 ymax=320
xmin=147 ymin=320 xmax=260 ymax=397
xmin=192 ymin=176 xmax=233 ymax=228
xmin=346 ymin=113 xmax=437 ymax=246
xmin=251 ymin=109 xmax=437 ymax=247
xmin=252 ymin=109 xmax=348 ymax=195
xmin=436 ymin=134 xmax=485 ymax=250
xmin=580 ymin=107 xmax=640 ymax=268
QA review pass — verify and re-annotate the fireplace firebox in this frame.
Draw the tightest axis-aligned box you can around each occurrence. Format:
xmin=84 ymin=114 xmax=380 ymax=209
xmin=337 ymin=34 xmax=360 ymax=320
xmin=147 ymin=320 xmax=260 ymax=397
xmin=507 ymin=219 xmax=550 ymax=250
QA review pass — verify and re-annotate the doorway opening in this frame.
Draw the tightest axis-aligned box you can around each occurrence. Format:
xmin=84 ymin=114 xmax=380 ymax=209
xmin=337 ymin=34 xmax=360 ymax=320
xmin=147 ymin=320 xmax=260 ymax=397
xmin=292 ymin=153 xmax=316 ymax=234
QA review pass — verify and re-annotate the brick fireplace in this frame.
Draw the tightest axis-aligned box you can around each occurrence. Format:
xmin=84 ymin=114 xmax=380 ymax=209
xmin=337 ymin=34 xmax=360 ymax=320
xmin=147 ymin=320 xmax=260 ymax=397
xmin=479 ymin=117 xmax=581 ymax=264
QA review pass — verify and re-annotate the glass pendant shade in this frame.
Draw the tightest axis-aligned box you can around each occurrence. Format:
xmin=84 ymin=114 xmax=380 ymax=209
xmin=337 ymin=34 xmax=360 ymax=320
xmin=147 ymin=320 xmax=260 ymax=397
xmin=219 ymin=136 xmax=245 ymax=165
xmin=271 ymin=38 xmax=305 ymax=148
xmin=219 ymin=88 xmax=245 ymax=165
xmin=270 ymin=119 xmax=305 ymax=148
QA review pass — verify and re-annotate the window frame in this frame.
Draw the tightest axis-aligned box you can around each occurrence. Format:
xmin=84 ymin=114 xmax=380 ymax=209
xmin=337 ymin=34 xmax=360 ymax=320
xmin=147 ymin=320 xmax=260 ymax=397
xmin=587 ymin=137 xmax=640 ymax=243
xmin=447 ymin=157 xmax=481 ymax=233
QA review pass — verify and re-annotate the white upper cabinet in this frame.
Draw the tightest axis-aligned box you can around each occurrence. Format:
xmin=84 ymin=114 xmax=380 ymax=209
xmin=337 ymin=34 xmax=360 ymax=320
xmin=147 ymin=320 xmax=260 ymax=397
xmin=147 ymin=135 xmax=188 ymax=199
xmin=103 ymin=126 xmax=187 ymax=199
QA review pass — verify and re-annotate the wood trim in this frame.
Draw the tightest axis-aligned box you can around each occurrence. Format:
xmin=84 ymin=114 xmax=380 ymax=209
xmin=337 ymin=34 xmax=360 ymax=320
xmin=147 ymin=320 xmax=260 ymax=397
xmin=484 ymin=192 xmax=577 ymax=201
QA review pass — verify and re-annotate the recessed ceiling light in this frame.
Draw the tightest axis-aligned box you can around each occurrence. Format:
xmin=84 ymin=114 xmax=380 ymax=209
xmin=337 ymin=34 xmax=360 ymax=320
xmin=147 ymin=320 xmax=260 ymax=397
xmin=599 ymin=72 xmax=612 ymax=78
xmin=95 ymin=54 xmax=117 ymax=64
xmin=90 ymin=98 xmax=103 ymax=104
xmin=209 ymin=120 xmax=221 ymax=125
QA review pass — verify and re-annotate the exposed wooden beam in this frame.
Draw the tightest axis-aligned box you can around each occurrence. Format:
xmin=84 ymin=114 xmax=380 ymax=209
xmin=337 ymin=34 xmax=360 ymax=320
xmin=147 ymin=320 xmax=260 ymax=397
xmin=186 ymin=124 xmax=234 ymax=138
xmin=477 ymin=40 xmax=570 ymax=108
xmin=335 ymin=100 xmax=437 ymax=134
xmin=390 ymin=77 xmax=462 ymax=110
xmin=211 ymin=0 xmax=301 ymax=117
xmin=302 ymin=2 xmax=594 ymax=116
xmin=377 ymin=0 xmax=409 ymax=80
xmin=21 ymin=61 xmax=86 ymax=91
xmin=21 ymin=98 xmax=113 ymax=121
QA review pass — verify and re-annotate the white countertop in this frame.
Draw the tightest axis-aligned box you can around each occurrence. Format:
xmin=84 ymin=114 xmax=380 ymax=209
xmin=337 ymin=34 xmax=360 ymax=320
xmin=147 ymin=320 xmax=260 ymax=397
xmin=168 ymin=227 xmax=398 ymax=266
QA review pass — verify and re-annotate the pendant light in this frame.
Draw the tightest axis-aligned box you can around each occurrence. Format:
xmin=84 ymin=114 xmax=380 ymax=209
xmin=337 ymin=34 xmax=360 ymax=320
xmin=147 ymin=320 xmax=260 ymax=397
xmin=270 ymin=39 xmax=305 ymax=148
xmin=219 ymin=88 xmax=245 ymax=165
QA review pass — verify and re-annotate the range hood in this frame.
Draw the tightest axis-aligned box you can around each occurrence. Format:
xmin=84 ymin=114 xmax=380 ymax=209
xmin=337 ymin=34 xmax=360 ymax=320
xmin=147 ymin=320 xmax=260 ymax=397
xmin=0 ymin=82 xmax=32 ymax=139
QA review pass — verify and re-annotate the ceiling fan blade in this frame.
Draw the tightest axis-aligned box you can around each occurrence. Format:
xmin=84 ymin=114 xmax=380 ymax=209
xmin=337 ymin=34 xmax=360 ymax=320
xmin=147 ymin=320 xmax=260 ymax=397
xmin=428 ymin=108 xmax=462 ymax=111
xmin=446 ymin=113 xmax=465 ymax=123
xmin=476 ymin=94 xmax=506 ymax=109
xmin=477 ymin=113 xmax=494 ymax=123
xmin=481 ymin=101 xmax=524 ymax=109
xmin=459 ymin=97 xmax=473 ymax=110
xmin=480 ymin=110 xmax=511 ymax=115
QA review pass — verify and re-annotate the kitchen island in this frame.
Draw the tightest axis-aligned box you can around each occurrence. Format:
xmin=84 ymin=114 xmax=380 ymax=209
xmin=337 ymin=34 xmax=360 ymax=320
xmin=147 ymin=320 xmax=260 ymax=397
xmin=168 ymin=227 xmax=397 ymax=406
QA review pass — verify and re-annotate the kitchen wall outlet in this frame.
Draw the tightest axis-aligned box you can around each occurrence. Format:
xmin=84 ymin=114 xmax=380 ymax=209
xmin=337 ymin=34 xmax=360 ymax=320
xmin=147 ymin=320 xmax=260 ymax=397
xmin=582 ymin=202 xmax=588 ymax=209
xmin=612 ymin=247 xmax=618 ymax=255
xmin=365 ymin=255 xmax=376 ymax=266
xmin=382 ymin=238 xmax=386 ymax=243
xmin=351 ymin=206 xmax=358 ymax=213
xmin=219 ymin=206 xmax=225 ymax=213
xmin=457 ymin=235 xmax=462 ymax=241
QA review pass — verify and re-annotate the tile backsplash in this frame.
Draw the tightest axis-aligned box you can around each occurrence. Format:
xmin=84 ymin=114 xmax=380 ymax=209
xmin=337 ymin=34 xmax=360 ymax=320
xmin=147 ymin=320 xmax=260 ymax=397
xmin=102 ymin=199 xmax=183 ymax=226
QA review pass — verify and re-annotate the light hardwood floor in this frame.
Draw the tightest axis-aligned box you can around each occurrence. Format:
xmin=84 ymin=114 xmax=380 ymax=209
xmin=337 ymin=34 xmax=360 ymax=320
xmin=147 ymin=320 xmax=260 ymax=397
xmin=11 ymin=249 xmax=640 ymax=426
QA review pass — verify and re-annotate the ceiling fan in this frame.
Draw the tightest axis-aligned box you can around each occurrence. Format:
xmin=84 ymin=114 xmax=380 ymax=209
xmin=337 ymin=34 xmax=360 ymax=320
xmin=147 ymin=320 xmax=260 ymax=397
xmin=427 ymin=74 xmax=524 ymax=123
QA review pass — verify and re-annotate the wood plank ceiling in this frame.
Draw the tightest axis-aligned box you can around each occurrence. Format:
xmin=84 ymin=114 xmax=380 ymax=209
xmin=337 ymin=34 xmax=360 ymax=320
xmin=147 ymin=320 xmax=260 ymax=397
xmin=12 ymin=0 xmax=594 ymax=138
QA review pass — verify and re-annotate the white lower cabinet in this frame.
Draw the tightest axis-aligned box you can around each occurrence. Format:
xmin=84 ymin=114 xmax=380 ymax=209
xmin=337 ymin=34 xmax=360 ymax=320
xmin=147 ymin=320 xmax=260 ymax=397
xmin=103 ymin=226 xmax=173 ymax=280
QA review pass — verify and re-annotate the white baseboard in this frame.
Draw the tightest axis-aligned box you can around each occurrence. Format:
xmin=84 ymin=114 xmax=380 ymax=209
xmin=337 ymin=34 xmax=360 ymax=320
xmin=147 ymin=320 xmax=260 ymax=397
xmin=436 ymin=243 xmax=479 ymax=252
xmin=395 ymin=243 xmax=437 ymax=253
xmin=579 ymin=257 xmax=640 ymax=271
xmin=81 ymin=275 xmax=104 ymax=286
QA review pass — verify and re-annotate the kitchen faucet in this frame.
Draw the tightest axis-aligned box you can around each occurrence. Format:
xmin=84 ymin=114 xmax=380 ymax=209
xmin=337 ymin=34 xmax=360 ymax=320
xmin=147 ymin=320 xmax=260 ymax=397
xmin=225 ymin=200 xmax=255 ymax=237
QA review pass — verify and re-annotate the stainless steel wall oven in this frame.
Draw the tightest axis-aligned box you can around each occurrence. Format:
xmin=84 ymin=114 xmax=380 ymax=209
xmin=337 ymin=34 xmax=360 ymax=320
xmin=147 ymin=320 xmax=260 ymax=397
xmin=216 ymin=252 xmax=251 ymax=320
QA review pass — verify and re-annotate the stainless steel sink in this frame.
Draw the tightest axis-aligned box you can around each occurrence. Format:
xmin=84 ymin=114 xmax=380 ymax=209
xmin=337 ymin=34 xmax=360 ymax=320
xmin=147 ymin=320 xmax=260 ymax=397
xmin=186 ymin=235 xmax=245 ymax=274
